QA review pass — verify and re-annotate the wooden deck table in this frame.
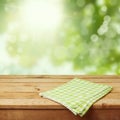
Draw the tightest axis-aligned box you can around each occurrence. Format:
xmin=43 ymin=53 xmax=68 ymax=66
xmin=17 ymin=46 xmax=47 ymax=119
xmin=0 ymin=75 xmax=120 ymax=120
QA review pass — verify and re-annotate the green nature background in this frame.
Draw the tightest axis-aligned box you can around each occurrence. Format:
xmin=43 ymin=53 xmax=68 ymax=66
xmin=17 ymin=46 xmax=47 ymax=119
xmin=0 ymin=0 xmax=120 ymax=74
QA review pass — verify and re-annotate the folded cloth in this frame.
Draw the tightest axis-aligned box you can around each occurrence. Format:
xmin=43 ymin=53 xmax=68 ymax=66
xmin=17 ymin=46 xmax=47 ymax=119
xmin=40 ymin=78 xmax=112 ymax=117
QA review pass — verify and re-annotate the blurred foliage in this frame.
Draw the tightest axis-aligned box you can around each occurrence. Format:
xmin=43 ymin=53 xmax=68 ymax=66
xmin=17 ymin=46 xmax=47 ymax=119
xmin=55 ymin=0 xmax=120 ymax=74
xmin=0 ymin=0 xmax=120 ymax=74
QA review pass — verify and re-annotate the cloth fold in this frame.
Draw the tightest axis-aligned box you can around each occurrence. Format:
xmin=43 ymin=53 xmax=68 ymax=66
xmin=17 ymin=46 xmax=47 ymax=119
xmin=40 ymin=78 xmax=112 ymax=117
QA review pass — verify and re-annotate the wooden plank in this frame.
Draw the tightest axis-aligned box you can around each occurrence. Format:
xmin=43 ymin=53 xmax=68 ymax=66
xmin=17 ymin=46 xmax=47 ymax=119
xmin=88 ymin=109 xmax=120 ymax=120
xmin=0 ymin=75 xmax=120 ymax=79
xmin=0 ymin=82 xmax=119 ymax=87
xmin=0 ymin=109 xmax=119 ymax=120
xmin=0 ymin=86 xmax=120 ymax=93
xmin=0 ymin=83 xmax=119 ymax=93
xmin=94 ymin=99 xmax=120 ymax=109
xmin=0 ymin=92 xmax=119 ymax=99
xmin=0 ymin=75 xmax=119 ymax=120
xmin=0 ymin=109 xmax=80 ymax=120
xmin=0 ymin=86 xmax=117 ymax=93
xmin=0 ymin=99 xmax=60 ymax=109
xmin=0 ymin=96 xmax=119 ymax=109
xmin=0 ymin=92 xmax=40 ymax=99
xmin=0 ymin=78 xmax=120 ymax=83
xmin=0 ymin=82 xmax=65 ymax=86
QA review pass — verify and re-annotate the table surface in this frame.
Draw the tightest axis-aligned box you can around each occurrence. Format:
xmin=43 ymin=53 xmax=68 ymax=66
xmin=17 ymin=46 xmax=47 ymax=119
xmin=0 ymin=75 xmax=119 ymax=110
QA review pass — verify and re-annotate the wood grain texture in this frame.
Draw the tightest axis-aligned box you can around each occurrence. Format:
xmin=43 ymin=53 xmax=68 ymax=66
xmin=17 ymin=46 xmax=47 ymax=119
xmin=0 ymin=75 xmax=120 ymax=79
xmin=0 ymin=109 xmax=119 ymax=120
xmin=0 ymin=75 xmax=119 ymax=120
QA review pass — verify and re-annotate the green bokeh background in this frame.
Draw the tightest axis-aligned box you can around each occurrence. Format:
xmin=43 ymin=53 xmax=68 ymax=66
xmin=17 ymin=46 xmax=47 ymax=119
xmin=0 ymin=0 xmax=120 ymax=74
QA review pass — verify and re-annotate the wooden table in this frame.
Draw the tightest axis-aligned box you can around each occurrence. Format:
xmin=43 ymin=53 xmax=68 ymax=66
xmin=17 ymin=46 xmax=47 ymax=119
xmin=0 ymin=75 xmax=120 ymax=120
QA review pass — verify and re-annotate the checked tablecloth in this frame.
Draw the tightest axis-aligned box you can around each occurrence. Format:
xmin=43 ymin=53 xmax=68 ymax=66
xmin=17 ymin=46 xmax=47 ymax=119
xmin=40 ymin=78 xmax=112 ymax=117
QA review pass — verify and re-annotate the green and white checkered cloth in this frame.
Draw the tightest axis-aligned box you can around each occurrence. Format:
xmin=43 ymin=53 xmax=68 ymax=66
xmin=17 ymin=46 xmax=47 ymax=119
xmin=40 ymin=78 xmax=112 ymax=117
